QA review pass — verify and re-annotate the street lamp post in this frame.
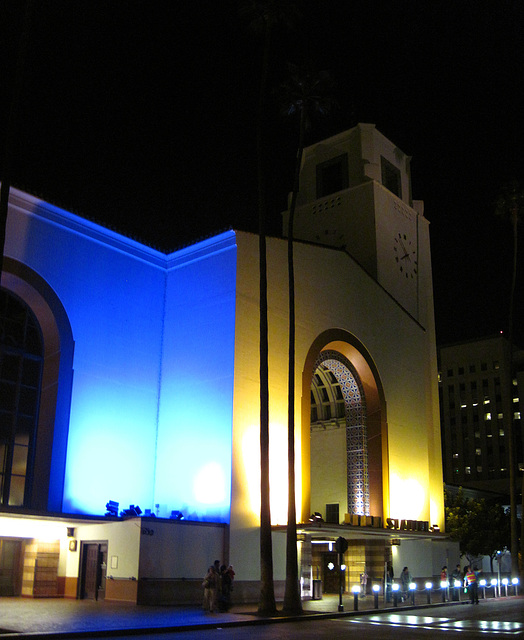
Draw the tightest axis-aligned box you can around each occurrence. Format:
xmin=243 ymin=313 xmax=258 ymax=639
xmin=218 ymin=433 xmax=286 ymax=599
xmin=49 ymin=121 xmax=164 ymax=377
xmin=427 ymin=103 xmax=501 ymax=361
xmin=335 ymin=537 xmax=348 ymax=612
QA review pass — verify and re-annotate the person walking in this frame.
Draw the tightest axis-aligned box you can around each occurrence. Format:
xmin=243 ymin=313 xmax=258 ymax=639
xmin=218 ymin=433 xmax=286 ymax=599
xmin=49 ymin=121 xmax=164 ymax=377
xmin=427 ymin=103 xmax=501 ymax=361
xmin=400 ymin=566 xmax=412 ymax=602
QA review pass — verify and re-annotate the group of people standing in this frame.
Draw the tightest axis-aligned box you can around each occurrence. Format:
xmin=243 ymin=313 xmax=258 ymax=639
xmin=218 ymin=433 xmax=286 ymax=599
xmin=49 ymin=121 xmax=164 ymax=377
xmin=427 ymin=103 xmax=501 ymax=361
xmin=387 ymin=562 xmax=482 ymax=605
xmin=444 ymin=563 xmax=481 ymax=604
xmin=202 ymin=560 xmax=235 ymax=613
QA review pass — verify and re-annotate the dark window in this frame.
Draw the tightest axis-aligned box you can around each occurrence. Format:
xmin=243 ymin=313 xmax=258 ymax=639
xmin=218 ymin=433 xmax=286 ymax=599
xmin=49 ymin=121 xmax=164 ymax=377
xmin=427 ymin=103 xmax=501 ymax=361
xmin=325 ymin=503 xmax=340 ymax=524
xmin=0 ymin=289 xmax=43 ymax=507
xmin=380 ymin=157 xmax=402 ymax=198
xmin=316 ymin=154 xmax=349 ymax=198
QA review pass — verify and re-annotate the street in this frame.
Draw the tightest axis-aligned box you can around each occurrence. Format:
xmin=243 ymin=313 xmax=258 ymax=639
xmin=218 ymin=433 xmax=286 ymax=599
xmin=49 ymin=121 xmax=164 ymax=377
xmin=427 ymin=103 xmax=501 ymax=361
xmin=74 ymin=598 xmax=524 ymax=640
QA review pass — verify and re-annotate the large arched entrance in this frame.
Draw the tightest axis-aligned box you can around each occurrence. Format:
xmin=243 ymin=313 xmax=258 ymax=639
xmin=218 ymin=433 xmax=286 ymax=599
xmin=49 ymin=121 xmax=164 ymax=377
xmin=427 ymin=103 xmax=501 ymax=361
xmin=310 ymin=350 xmax=370 ymax=520
xmin=301 ymin=329 xmax=388 ymax=525
xmin=1 ymin=258 xmax=74 ymax=512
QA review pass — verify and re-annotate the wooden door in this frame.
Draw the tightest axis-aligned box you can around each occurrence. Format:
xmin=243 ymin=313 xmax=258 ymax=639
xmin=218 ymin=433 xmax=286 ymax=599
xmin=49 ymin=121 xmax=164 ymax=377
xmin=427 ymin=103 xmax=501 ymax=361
xmin=0 ymin=539 xmax=22 ymax=596
xmin=82 ymin=544 xmax=100 ymax=600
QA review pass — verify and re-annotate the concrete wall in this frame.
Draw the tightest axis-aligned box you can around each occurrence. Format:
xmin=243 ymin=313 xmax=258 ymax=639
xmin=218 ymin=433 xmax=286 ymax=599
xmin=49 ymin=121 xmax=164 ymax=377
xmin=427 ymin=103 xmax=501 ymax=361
xmin=5 ymin=190 xmax=165 ymax=515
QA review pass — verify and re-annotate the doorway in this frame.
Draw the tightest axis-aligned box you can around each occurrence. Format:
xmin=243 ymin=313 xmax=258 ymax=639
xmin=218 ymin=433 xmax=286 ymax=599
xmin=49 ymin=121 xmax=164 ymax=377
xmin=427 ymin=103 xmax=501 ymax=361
xmin=322 ymin=551 xmax=343 ymax=594
xmin=79 ymin=542 xmax=107 ymax=600
xmin=0 ymin=539 xmax=23 ymax=596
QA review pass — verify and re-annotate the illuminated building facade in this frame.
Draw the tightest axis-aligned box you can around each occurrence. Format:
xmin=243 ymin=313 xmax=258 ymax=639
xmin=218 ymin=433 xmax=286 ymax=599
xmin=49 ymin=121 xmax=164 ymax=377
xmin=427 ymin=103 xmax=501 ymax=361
xmin=0 ymin=124 xmax=454 ymax=603
xmin=439 ymin=335 xmax=524 ymax=496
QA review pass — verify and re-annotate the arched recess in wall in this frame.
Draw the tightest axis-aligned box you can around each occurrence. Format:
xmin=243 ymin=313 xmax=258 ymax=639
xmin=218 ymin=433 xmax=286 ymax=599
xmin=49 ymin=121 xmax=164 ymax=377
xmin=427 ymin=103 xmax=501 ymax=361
xmin=301 ymin=328 xmax=388 ymax=524
xmin=1 ymin=257 xmax=74 ymax=512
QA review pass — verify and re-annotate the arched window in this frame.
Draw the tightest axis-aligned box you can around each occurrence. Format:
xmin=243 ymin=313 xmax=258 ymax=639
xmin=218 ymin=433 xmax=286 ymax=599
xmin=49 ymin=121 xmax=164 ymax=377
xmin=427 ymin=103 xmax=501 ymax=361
xmin=0 ymin=288 xmax=44 ymax=506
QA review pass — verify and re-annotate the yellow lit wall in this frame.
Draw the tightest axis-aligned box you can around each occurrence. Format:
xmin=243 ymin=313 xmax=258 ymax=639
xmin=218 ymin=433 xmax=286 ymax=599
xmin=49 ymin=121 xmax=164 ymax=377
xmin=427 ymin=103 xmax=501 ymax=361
xmin=229 ymin=230 xmax=444 ymax=580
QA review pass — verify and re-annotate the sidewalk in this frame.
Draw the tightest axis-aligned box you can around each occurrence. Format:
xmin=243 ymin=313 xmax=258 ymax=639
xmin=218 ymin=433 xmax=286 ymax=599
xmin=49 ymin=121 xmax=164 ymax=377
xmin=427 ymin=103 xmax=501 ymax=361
xmin=0 ymin=591 xmax=472 ymax=638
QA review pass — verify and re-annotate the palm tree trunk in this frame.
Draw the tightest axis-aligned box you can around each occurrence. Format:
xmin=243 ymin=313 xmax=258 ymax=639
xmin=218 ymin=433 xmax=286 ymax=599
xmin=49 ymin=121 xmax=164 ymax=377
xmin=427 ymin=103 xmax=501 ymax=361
xmin=0 ymin=1 xmax=33 ymax=282
xmin=507 ymin=206 xmax=519 ymax=580
xmin=257 ymin=19 xmax=276 ymax=616
xmin=282 ymin=107 xmax=305 ymax=614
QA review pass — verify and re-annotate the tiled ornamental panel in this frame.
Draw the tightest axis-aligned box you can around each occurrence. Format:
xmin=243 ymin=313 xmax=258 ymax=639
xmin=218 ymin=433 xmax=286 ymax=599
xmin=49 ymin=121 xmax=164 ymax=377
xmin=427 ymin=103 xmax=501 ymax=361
xmin=315 ymin=351 xmax=370 ymax=516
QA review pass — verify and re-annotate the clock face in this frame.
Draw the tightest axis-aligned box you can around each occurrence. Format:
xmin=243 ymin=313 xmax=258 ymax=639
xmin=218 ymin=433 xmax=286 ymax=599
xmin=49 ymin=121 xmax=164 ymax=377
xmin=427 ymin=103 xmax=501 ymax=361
xmin=393 ymin=232 xmax=418 ymax=278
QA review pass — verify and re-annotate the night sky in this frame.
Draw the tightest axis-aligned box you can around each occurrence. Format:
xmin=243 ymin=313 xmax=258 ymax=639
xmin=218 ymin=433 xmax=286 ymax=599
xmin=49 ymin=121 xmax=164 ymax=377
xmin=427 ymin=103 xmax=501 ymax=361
xmin=1 ymin=1 xmax=523 ymax=346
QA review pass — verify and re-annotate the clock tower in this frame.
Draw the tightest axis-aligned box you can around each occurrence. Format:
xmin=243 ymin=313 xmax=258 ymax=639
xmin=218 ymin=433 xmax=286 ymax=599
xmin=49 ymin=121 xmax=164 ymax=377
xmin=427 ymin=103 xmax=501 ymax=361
xmin=282 ymin=123 xmax=431 ymax=325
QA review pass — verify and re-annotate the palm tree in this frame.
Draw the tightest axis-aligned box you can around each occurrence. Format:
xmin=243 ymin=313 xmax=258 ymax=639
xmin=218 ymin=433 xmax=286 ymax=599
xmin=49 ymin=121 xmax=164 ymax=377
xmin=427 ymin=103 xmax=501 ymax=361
xmin=279 ymin=64 xmax=336 ymax=614
xmin=495 ymin=179 xmax=524 ymax=583
xmin=0 ymin=1 xmax=34 ymax=281
xmin=241 ymin=0 xmax=300 ymax=615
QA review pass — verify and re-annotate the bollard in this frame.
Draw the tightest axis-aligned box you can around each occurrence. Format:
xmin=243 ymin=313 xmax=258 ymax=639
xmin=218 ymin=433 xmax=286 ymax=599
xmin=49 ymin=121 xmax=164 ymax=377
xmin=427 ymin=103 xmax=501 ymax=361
xmin=453 ymin=579 xmax=462 ymax=601
xmin=491 ymin=578 xmax=498 ymax=598
xmin=409 ymin=582 xmax=416 ymax=605
xmin=440 ymin=580 xmax=448 ymax=602
xmin=425 ymin=582 xmax=432 ymax=604
xmin=502 ymin=578 xmax=508 ymax=597
xmin=512 ymin=577 xmax=519 ymax=596
xmin=479 ymin=579 xmax=486 ymax=599
xmin=392 ymin=583 xmax=400 ymax=607
xmin=352 ymin=585 xmax=360 ymax=611
xmin=373 ymin=584 xmax=380 ymax=609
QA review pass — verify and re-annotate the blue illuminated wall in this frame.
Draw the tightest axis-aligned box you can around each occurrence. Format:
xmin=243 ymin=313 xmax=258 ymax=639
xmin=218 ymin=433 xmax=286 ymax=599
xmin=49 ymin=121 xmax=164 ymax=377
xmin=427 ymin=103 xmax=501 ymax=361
xmin=4 ymin=191 xmax=236 ymax=522
xmin=155 ymin=234 xmax=236 ymax=522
